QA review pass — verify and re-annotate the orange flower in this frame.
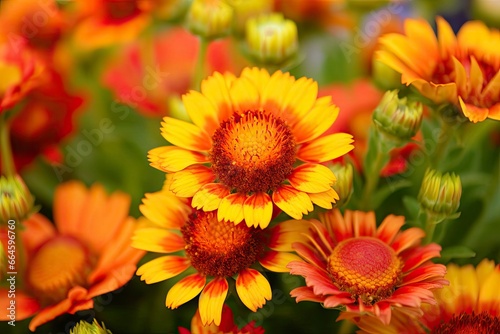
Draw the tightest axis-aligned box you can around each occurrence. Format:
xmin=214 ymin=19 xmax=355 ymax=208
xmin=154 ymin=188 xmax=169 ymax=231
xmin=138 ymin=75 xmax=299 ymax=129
xmin=0 ymin=181 xmax=144 ymax=331
xmin=287 ymin=209 xmax=447 ymax=325
xmin=71 ymin=0 xmax=154 ymax=50
xmin=102 ymin=27 xmax=246 ymax=117
xmin=319 ymin=80 xmax=420 ymax=176
xmin=355 ymin=260 xmax=500 ymax=333
xmin=133 ymin=177 xmax=307 ymax=326
xmin=0 ymin=0 xmax=65 ymax=55
xmin=377 ymin=17 xmax=500 ymax=123
xmin=0 ymin=41 xmax=43 ymax=114
xmin=148 ymin=67 xmax=354 ymax=228
xmin=178 ymin=304 xmax=265 ymax=334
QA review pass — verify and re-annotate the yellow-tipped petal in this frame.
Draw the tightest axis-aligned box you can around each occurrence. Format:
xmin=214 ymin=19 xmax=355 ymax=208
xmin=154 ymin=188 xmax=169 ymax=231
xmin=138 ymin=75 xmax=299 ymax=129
xmin=199 ymin=278 xmax=229 ymax=326
xmin=236 ymin=268 xmax=272 ymax=311
xmin=166 ymin=273 xmax=206 ymax=309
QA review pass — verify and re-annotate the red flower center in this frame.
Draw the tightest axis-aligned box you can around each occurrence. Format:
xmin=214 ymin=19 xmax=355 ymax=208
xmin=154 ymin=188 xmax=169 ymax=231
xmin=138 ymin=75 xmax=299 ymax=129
xmin=433 ymin=311 xmax=500 ymax=334
xmin=104 ymin=0 xmax=140 ymax=21
xmin=327 ymin=237 xmax=402 ymax=304
xmin=27 ymin=237 xmax=93 ymax=304
xmin=181 ymin=211 xmax=265 ymax=277
xmin=210 ymin=110 xmax=296 ymax=194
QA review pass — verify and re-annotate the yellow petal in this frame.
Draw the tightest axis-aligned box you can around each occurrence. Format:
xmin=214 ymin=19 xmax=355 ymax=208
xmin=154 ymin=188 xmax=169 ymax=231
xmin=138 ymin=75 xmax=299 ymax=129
xmin=199 ymin=278 xmax=229 ymax=326
xmin=218 ymin=193 xmax=247 ymax=224
xmin=192 ymin=183 xmax=230 ymax=212
xmin=308 ymin=188 xmax=339 ymax=209
xmin=288 ymin=163 xmax=336 ymax=193
xmin=136 ymin=256 xmax=190 ymax=284
xmin=236 ymin=268 xmax=271 ymax=311
xmin=437 ymin=16 xmax=457 ymax=58
xmin=161 ymin=117 xmax=212 ymax=151
xmin=292 ymin=97 xmax=338 ymax=144
xmin=148 ymin=146 xmax=209 ymax=172
xmin=139 ymin=191 xmax=189 ymax=229
xmin=243 ymin=192 xmax=273 ymax=229
xmin=297 ymin=133 xmax=354 ymax=163
xmin=200 ymin=72 xmax=234 ymax=122
xmin=132 ymin=228 xmax=185 ymax=253
xmin=183 ymin=90 xmax=219 ymax=136
xmin=260 ymin=251 xmax=303 ymax=272
xmin=170 ymin=166 xmax=215 ymax=197
xmin=166 ymin=273 xmax=206 ymax=309
xmin=272 ymin=185 xmax=313 ymax=220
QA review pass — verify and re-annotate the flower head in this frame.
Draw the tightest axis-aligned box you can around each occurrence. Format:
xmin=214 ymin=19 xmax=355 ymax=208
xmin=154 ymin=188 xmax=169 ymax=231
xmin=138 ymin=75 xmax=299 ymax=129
xmin=149 ymin=67 xmax=354 ymax=228
xmin=287 ymin=209 xmax=448 ymax=325
xmin=0 ymin=181 xmax=144 ymax=331
xmin=355 ymin=260 xmax=500 ymax=333
xmin=178 ymin=304 xmax=265 ymax=334
xmin=133 ymin=177 xmax=307 ymax=326
xmin=377 ymin=17 xmax=500 ymax=123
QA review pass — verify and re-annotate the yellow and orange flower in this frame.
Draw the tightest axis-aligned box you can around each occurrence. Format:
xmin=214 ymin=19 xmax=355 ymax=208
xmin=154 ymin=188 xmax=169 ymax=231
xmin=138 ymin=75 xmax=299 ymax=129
xmin=0 ymin=181 xmax=144 ymax=331
xmin=0 ymin=41 xmax=43 ymax=114
xmin=287 ymin=209 xmax=448 ymax=325
xmin=133 ymin=177 xmax=308 ymax=326
xmin=377 ymin=17 xmax=500 ymax=123
xmin=178 ymin=304 xmax=265 ymax=334
xmin=148 ymin=67 xmax=354 ymax=229
xmin=355 ymin=259 xmax=500 ymax=333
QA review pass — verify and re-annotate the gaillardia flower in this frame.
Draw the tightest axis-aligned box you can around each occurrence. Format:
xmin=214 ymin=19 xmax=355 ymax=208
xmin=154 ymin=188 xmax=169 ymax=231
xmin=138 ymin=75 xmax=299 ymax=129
xmin=0 ymin=181 xmax=144 ymax=331
xmin=133 ymin=177 xmax=308 ymax=326
xmin=178 ymin=304 xmax=265 ymax=334
xmin=355 ymin=259 xmax=500 ymax=333
xmin=287 ymin=209 xmax=447 ymax=325
xmin=149 ymin=67 xmax=354 ymax=228
xmin=377 ymin=17 xmax=500 ymax=123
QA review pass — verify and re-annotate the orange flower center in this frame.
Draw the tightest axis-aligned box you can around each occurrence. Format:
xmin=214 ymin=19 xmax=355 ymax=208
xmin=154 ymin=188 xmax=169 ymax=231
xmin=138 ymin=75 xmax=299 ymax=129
xmin=181 ymin=211 xmax=264 ymax=277
xmin=210 ymin=110 xmax=296 ymax=194
xmin=432 ymin=54 xmax=497 ymax=108
xmin=326 ymin=237 xmax=402 ymax=304
xmin=433 ymin=311 xmax=500 ymax=334
xmin=27 ymin=237 xmax=92 ymax=304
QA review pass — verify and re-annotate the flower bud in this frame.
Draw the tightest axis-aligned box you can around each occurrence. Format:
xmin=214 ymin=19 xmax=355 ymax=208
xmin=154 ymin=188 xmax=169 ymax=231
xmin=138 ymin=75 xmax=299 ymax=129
xmin=246 ymin=13 xmax=298 ymax=65
xmin=0 ymin=174 xmax=35 ymax=223
xmin=372 ymin=90 xmax=423 ymax=145
xmin=226 ymin=0 xmax=273 ymax=36
xmin=329 ymin=163 xmax=353 ymax=208
xmin=70 ymin=319 xmax=111 ymax=334
xmin=418 ymin=169 xmax=462 ymax=221
xmin=187 ymin=0 xmax=234 ymax=39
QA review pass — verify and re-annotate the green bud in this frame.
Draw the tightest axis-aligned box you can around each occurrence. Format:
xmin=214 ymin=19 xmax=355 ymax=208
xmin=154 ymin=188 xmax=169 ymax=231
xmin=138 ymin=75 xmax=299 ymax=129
xmin=70 ymin=319 xmax=111 ymax=334
xmin=0 ymin=174 xmax=35 ymax=223
xmin=187 ymin=0 xmax=234 ymax=40
xmin=418 ymin=169 xmax=462 ymax=221
xmin=329 ymin=163 xmax=353 ymax=208
xmin=372 ymin=90 xmax=423 ymax=145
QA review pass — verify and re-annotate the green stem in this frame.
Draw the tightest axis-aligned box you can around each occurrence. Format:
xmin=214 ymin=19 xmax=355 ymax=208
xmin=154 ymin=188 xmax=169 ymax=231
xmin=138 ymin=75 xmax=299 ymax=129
xmin=0 ymin=114 xmax=15 ymax=176
xmin=423 ymin=212 xmax=438 ymax=244
xmin=192 ymin=37 xmax=209 ymax=90
xmin=430 ymin=121 xmax=453 ymax=169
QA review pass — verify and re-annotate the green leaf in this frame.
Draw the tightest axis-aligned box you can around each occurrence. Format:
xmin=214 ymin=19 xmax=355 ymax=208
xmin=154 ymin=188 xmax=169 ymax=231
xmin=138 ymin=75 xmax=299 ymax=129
xmin=402 ymin=196 xmax=420 ymax=221
xmin=440 ymin=246 xmax=476 ymax=261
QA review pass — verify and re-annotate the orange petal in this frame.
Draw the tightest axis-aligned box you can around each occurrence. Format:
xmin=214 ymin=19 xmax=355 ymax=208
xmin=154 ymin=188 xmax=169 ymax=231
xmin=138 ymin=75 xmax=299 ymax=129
xmin=28 ymin=286 xmax=90 ymax=331
xmin=170 ymin=166 xmax=215 ymax=197
xmin=390 ymin=227 xmax=425 ymax=254
xmin=192 ymin=183 xmax=230 ymax=212
xmin=243 ymin=192 xmax=273 ymax=229
xmin=87 ymin=263 xmax=138 ymax=299
xmin=272 ymin=185 xmax=313 ymax=220
xmin=308 ymin=188 xmax=339 ymax=209
xmin=218 ymin=193 xmax=247 ymax=224
xmin=460 ymin=97 xmax=489 ymax=123
xmin=136 ymin=256 xmax=191 ymax=284
xmin=166 ymin=273 xmax=206 ymax=309
xmin=53 ymin=181 xmax=88 ymax=237
xmin=297 ymin=133 xmax=354 ymax=163
xmin=199 ymin=277 xmax=229 ymax=326
xmin=376 ymin=214 xmax=405 ymax=245
xmin=161 ymin=117 xmax=212 ymax=151
xmin=20 ymin=213 xmax=56 ymax=255
xmin=132 ymin=227 xmax=185 ymax=253
xmin=0 ymin=288 xmax=39 ymax=321
xmin=183 ymin=90 xmax=219 ymax=136
xmin=148 ymin=146 xmax=209 ymax=172
xmin=288 ymin=163 xmax=336 ymax=193
xmin=236 ymin=268 xmax=272 ymax=311
xmin=437 ymin=16 xmax=457 ymax=58
xmin=260 ymin=251 xmax=303 ymax=272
